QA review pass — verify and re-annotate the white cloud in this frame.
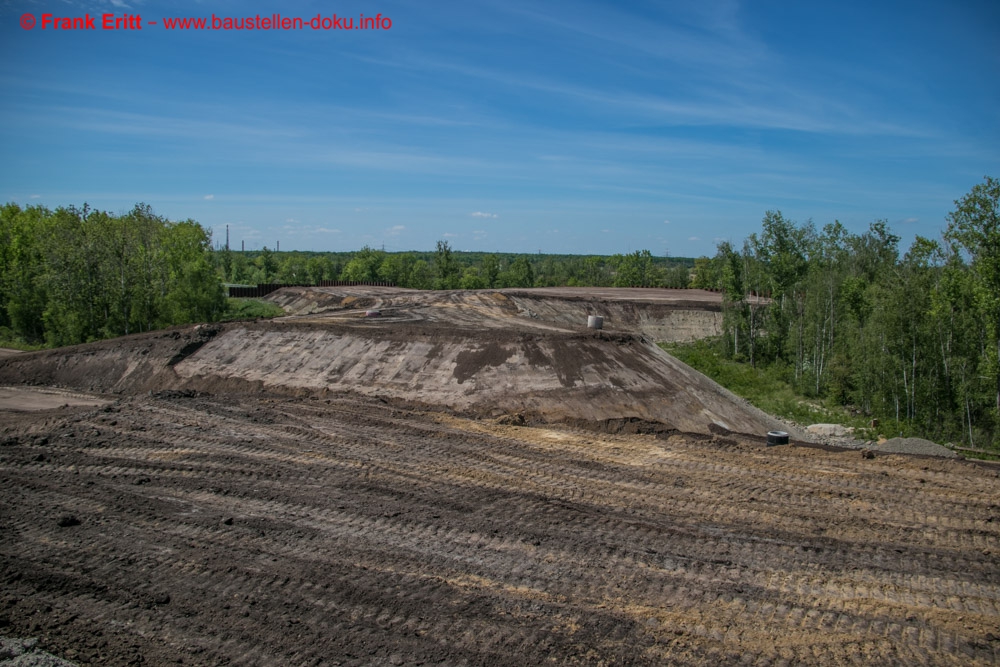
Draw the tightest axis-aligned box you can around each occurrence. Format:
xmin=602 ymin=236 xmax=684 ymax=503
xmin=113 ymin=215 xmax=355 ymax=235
xmin=316 ymin=227 xmax=341 ymax=234
xmin=29 ymin=194 xmax=41 ymax=199
xmin=442 ymin=232 xmax=457 ymax=238
xmin=386 ymin=225 xmax=405 ymax=236
xmin=471 ymin=211 xmax=499 ymax=218
xmin=601 ymin=229 xmax=610 ymax=233
xmin=688 ymin=236 xmax=700 ymax=241
xmin=203 ymin=194 xmax=214 ymax=200
xmin=663 ymin=219 xmax=671 ymax=224
xmin=900 ymin=217 xmax=918 ymax=224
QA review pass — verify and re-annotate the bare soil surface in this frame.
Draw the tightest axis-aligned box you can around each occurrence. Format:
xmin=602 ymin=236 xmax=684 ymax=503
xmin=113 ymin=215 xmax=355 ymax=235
xmin=0 ymin=387 xmax=111 ymax=413
xmin=265 ymin=286 xmax=723 ymax=343
xmin=1 ymin=287 xmax=997 ymax=665
xmin=1 ymin=393 xmax=998 ymax=665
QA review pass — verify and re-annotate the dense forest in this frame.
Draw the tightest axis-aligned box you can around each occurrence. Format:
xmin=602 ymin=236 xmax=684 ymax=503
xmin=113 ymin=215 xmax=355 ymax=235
xmin=699 ymin=177 xmax=999 ymax=451
xmin=2 ymin=177 xmax=996 ymax=450
xmin=0 ymin=203 xmax=225 ymax=347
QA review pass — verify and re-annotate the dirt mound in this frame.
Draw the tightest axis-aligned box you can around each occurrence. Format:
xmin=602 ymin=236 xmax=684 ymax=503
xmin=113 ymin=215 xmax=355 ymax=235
xmin=169 ymin=320 xmax=786 ymax=436
xmin=0 ymin=288 xmax=789 ymax=438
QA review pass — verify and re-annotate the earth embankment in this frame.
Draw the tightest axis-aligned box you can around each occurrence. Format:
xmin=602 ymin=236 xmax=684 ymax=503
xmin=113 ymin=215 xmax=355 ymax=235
xmin=172 ymin=320 xmax=779 ymax=436
xmin=0 ymin=287 xmax=776 ymax=437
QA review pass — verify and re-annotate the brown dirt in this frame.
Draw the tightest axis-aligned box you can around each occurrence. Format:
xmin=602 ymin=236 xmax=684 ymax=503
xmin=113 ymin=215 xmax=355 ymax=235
xmin=0 ymin=387 xmax=111 ymax=412
xmin=1 ymin=392 xmax=998 ymax=665
xmin=0 ymin=313 xmax=785 ymax=438
xmin=265 ymin=286 xmax=723 ymax=342
xmin=0 ymin=287 xmax=998 ymax=665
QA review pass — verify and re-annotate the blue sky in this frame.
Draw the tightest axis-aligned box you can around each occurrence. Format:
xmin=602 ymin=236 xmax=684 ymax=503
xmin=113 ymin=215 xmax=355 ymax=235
xmin=2 ymin=0 xmax=998 ymax=255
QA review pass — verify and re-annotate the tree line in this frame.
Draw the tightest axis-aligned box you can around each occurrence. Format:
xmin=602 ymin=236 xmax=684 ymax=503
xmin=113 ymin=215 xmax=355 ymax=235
xmin=694 ymin=177 xmax=999 ymax=451
xmin=0 ymin=203 xmax=225 ymax=346
xmin=215 ymin=242 xmax=694 ymax=291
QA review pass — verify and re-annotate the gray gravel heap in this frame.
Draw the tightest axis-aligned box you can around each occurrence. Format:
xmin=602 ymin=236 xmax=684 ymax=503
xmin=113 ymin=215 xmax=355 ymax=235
xmin=0 ymin=638 xmax=77 ymax=667
xmin=875 ymin=437 xmax=958 ymax=458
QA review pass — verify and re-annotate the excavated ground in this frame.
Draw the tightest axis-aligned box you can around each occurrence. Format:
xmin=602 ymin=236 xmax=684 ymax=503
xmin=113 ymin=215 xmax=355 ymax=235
xmin=265 ymin=286 xmax=723 ymax=343
xmin=1 ymin=287 xmax=999 ymax=665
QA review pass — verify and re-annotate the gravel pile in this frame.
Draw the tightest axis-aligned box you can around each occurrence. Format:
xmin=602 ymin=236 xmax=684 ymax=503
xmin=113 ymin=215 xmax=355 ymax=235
xmin=0 ymin=638 xmax=77 ymax=667
xmin=875 ymin=437 xmax=958 ymax=458
xmin=775 ymin=415 xmax=960 ymax=459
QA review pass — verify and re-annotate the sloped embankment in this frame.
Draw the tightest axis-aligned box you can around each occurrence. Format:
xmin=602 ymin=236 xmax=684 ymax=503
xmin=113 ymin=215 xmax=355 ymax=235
xmin=0 ymin=284 xmax=786 ymax=437
xmin=0 ymin=325 xmax=220 ymax=394
xmin=172 ymin=320 xmax=783 ymax=436
xmin=0 ymin=318 xmax=786 ymax=437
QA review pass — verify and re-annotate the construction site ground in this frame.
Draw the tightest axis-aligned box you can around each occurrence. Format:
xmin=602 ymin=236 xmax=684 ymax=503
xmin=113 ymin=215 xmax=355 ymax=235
xmin=1 ymin=286 xmax=998 ymax=665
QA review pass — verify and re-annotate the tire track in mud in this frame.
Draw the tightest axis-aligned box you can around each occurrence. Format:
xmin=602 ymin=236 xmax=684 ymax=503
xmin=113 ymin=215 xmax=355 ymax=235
xmin=2 ymin=393 xmax=999 ymax=665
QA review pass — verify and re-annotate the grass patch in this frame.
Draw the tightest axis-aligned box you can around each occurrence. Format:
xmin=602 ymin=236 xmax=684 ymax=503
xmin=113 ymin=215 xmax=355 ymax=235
xmin=660 ymin=338 xmax=872 ymax=434
xmin=221 ymin=298 xmax=285 ymax=321
xmin=0 ymin=327 xmax=48 ymax=352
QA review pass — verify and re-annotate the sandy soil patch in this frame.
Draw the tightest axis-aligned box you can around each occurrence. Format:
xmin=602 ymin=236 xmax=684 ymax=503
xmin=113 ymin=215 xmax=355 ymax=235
xmin=0 ymin=386 xmax=111 ymax=412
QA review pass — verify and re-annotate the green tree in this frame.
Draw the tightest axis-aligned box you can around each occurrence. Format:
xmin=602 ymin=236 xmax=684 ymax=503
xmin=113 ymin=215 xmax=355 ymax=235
xmin=459 ymin=267 xmax=487 ymax=289
xmin=340 ymin=246 xmax=385 ymax=282
xmin=305 ymin=255 xmax=338 ymax=283
xmin=945 ymin=176 xmax=1000 ymax=420
xmin=377 ymin=252 xmax=413 ymax=286
xmin=256 ymin=246 xmax=278 ymax=283
xmin=691 ymin=256 xmax=720 ymax=289
xmin=434 ymin=240 xmax=460 ymax=289
xmin=408 ymin=259 xmax=434 ymax=289
xmin=0 ymin=204 xmax=48 ymax=342
xmin=162 ymin=219 xmax=226 ymax=324
xmin=481 ymin=253 xmax=500 ymax=288
xmin=612 ymin=250 xmax=658 ymax=287
xmin=502 ymin=256 xmax=534 ymax=288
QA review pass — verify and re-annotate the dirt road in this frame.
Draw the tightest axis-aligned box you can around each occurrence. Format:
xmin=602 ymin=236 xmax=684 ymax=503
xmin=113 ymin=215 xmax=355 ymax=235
xmin=2 ymin=391 xmax=998 ymax=665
